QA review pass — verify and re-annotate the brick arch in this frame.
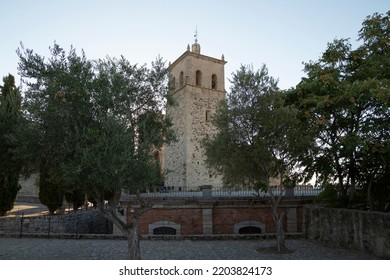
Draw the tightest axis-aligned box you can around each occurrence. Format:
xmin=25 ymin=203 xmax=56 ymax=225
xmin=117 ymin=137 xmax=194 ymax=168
xmin=153 ymin=226 xmax=177 ymax=235
xmin=234 ymin=221 xmax=265 ymax=234
xmin=148 ymin=221 xmax=181 ymax=236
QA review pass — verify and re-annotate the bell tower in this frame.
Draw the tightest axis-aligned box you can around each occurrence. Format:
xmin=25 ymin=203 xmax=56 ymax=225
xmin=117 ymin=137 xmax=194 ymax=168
xmin=164 ymin=39 xmax=226 ymax=189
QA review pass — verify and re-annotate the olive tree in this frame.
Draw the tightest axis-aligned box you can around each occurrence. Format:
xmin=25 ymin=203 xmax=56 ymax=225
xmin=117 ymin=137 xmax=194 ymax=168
xmin=204 ymin=64 xmax=310 ymax=252
xmin=17 ymin=43 xmax=174 ymax=259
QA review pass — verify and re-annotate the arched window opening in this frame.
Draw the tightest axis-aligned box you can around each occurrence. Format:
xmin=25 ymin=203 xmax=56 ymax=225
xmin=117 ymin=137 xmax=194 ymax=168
xmin=196 ymin=70 xmax=202 ymax=86
xmin=211 ymin=74 xmax=217 ymax=90
xmin=149 ymin=221 xmax=181 ymax=236
xmin=238 ymin=226 xmax=262 ymax=234
xmin=179 ymin=71 xmax=184 ymax=87
xmin=170 ymin=77 xmax=176 ymax=90
xmin=153 ymin=226 xmax=177 ymax=235
xmin=234 ymin=221 xmax=265 ymax=234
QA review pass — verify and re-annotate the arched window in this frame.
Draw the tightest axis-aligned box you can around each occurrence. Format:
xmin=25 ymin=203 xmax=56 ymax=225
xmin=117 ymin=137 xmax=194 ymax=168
xmin=179 ymin=71 xmax=184 ymax=87
xmin=238 ymin=226 xmax=262 ymax=234
xmin=211 ymin=74 xmax=217 ymax=90
xmin=148 ymin=221 xmax=181 ymax=236
xmin=153 ymin=226 xmax=177 ymax=235
xmin=196 ymin=70 xmax=202 ymax=86
xmin=170 ymin=76 xmax=176 ymax=90
xmin=234 ymin=221 xmax=265 ymax=234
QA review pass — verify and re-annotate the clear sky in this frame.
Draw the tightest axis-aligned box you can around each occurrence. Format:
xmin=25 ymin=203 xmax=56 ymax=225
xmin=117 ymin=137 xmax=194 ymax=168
xmin=1 ymin=0 xmax=389 ymax=90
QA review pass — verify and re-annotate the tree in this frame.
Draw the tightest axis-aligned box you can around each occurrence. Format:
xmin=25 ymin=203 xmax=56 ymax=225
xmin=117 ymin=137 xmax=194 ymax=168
xmin=64 ymin=188 xmax=85 ymax=211
xmin=0 ymin=75 xmax=23 ymax=216
xmin=38 ymin=161 xmax=64 ymax=214
xmin=287 ymin=11 xmax=390 ymax=210
xmin=17 ymin=43 xmax=95 ymax=214
xmin=204 ymin=64 xmax=309 ymax=252
xmin=70 ymin=56 xmax=173 ymax=259
xmin=17 ymin=43 xmax=174 ymax=259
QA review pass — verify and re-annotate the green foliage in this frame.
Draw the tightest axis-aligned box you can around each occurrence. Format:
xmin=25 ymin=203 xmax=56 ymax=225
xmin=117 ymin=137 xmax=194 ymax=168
xmin=17 ymin=43 xmax=174 ymax=214
xmin=38 ymin=163 xmax=63 ymax=214
xmin=0 ymin=75 xmax=23 ymax=216
xmin=204 ymin=64 xmax=309 ymax=190
xmin=64 ymin=188 xmax=85 ymax=211
xmin=287 ymin=11 xmax=390 ymax=210
xmin=314 ymin=183 xmax=344 ymax=208
xmin=203 ymin=64 xmax=310 ymax=253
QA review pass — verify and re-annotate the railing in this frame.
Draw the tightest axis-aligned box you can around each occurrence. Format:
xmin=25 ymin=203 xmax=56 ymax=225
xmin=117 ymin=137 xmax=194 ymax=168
xmin=121 ymin=185 xmax=322 ymax=200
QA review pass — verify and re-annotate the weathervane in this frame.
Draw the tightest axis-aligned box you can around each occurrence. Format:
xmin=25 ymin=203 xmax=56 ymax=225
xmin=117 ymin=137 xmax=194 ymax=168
xmin=194 ymin=26 xmax=198 ymax=43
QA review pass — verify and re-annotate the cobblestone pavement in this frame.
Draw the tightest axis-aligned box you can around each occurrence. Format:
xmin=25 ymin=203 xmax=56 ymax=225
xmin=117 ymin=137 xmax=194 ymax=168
xmin=0 ymin=237 xmax=380 ymax=260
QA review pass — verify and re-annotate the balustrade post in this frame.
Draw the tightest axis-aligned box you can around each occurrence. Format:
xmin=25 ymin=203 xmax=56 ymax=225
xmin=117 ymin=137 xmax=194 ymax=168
xmin=199 ymin=185 xmax=212 ymax=198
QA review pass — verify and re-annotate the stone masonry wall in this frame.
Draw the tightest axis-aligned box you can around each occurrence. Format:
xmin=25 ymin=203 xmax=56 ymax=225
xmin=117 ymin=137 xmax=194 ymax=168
xmin=164 ymin=88 xmax=187 ymax=187
xmin=165 ymin=84 xmax=225 ymax=189
xmin=0 ymin=210 xmax=113 ymax=235
xmin=164 ymin=46 xmax=226 ymax=189
xmin=305 ymin=205 xmax=390 ymax=259
xmin=17 ymin=174 xmax=39 ymax=202
xmin=186 ymin=86 xmax=224 ymax=188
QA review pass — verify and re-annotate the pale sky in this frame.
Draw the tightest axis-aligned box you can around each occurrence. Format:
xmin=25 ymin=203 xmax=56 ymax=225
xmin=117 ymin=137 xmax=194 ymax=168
xmin=1 ymin=0 xmax=389 ymax=90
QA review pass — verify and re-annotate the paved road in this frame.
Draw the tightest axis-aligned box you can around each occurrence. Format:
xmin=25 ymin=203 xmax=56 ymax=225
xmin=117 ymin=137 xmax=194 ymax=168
xmin=7 ymin=202 xmax=50 ymax=217
xmin=0 ymin=237 xmax=379 ymax=260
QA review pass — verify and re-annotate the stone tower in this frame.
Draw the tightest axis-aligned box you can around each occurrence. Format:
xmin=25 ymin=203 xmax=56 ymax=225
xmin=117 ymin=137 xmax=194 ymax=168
xmin=164 ymin=40 xmax=226 ymax=189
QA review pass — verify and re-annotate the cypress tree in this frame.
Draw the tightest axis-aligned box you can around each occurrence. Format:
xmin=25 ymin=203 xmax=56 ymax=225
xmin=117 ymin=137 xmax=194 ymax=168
xmin=0 ymin=74 xmax=23 ymax=216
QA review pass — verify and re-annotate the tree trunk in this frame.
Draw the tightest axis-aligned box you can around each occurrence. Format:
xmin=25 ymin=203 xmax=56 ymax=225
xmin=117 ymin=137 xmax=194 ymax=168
xmin=273 ymin=212 xmax=286 ymax=252
xmin=367 ymin=173 xmax=374 ymax=211
xmin=97 ymin=193 xmax=150 ymax=260
xmin=268 ymin=185 xmax=287 ymax=253
xmin=98 ymin=203 xmax=142 ymax=260
xmin=127 ymin=218 xmax=141 ymax=260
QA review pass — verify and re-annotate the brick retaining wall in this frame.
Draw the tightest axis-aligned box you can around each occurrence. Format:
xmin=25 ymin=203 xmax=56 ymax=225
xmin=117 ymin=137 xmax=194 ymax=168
xmin=126 ymin=198 xmax=309 ymax=236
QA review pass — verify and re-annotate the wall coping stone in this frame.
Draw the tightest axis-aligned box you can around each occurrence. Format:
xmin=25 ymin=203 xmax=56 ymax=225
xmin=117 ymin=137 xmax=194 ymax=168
xmin=0 ymin=232 xmax=304 ymax=240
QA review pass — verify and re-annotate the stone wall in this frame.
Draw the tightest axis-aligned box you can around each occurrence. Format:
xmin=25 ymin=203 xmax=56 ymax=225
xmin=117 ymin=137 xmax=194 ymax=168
xmin=305 ymin=205 xmax=390 ymax=259
xmin=164 ymin=44 xmax=226 ymax=189
xmin=186 ymin=85 xmax=225 ymax=188
xmin=0 ymin=210 xmax=112 ymax=235
xmin=169 ymin=50 xmax=226 ymax=93
xmin=164 ymin=84 xmax=225 ymax=189
xmin=17 ymin=174 xmax=39 ymax=202
xmin=164 ymin=87 xmax=187 ymax=188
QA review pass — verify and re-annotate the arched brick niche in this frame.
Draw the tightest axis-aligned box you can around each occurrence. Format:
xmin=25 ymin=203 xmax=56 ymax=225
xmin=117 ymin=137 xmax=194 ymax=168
xmin=234 ymin=221 xmax=265 ymax=234
xmin=148 ymin=221 xmax=181 ymax=236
